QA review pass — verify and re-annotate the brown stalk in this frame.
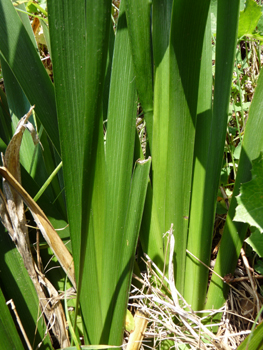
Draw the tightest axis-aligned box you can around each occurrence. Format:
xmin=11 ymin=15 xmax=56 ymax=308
xmin=0 ymin=106 xmax=74 ymax=348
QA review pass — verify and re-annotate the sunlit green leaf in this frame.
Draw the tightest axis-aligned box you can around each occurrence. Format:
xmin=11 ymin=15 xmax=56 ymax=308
xmin=238 ymin=0 xmax=261 ymax=39
xmin=234 ymin=152 xmax=263 ymax=233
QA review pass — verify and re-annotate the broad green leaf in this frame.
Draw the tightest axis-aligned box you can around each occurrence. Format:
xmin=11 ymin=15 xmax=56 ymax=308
xmin=257 ymin=12 xmax=263 ymax=34
xmin=234 ymin=152 xmax=263 ymax=233
xmin=0 ymin=287 xmax=24 ymax=350
xmin=245 ymin=228 xmax=263 ymax=257
xmin=238 ymin=0 xmax=261 ymax=39
xmin=0 ymin=0 xmax=60 ymax=153
xmin=255 ymin=259 xmax=263 ymax=274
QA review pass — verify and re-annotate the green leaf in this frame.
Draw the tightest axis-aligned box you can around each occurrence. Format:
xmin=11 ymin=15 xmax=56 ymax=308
xmin=101 ymin=3 xmax=147 ymax=344
xmin=166 ymin=0 xmax=211 ymax=295
xmin=238 ymin=0 xmax=262 ymax=39
xmin=206 ymin=36 xmax=263 ymax=313
xmin=107 ymin=157 xmax=151 ymax=345
xmin=151 ymin=0 xmax=173 ymax=239
xmin=234 ymin=152 xmax=263 ymax=233
xmin=0 ymin=88 xmax=12 ymax=145
xmin=124 ymin=0 xmax=153 ymax=149
xmin=0 ymin=225 xmax=52 ymax=348
xmin=246 ymin=228 xmax=263 ymax=257
xmin=210 ymin=0 xmax=217 ymax=35
xmin=254 ymin=259 xmax=263 ymax=274
xmin=184 ymin=6 xmax=213 ymax=310
xmin=237 ymin=319 xmax=263 ymax=350
xmin=257 ymin=12 xmax=263 ymax=34
xmin=47 ymin=0 xmax=111 ymax=288
xmin=60 ymin=346 xmax=122 ymax=350
xmin=125 ymin=309 xmax=135 ymax=332
xmin=0 ymin=287 xmax=24 ymax=350
xmin=0 ymin=0 xmax=60 ymax=153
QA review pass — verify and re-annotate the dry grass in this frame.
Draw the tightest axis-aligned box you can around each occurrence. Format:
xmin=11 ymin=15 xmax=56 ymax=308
xmin=126 ymin=233 xmax=263 ymax=350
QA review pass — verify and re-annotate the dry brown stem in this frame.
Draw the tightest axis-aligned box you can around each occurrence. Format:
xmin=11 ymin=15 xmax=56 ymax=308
xmin=0 ymin=107 xmax=72 ymax=348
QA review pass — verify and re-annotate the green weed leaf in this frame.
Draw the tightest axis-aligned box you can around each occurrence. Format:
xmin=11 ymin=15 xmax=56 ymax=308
xmin=238 ymin=0 xmax=262 ymax=39
xmin=125 ymin=309 xmax=135 ymax=333
xmin=245 ymin=228 xmax=263 ymax=257
xmin=237 ymin=310 xmax=263 ymax=349
xmin=234 ymin=152 xmax=263 ymax=233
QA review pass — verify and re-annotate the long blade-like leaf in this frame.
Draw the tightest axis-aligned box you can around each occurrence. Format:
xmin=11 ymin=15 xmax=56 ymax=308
xmin=200 ymin=2 xmax=240 ymax=303
xmin=0 ymin=224 xmax=52 ymax=348
xmin=0 ymin=287 xmax=25 ymax=350
xmin=151 ymin=0 xmax=173 ymax=240
xmin=108 ymin=158 xmax=151 ymax=345
xmin=0 ymin=0 xmax=59 ymax=153
xmin=206 ymin=55 xmax=263 ymax=312
xmin=166 ymin=0 xmax=211 ymax=295
xmin=124 ymin=0 xmax=154 ymax=148
xmin=47 ymin=0 xmax=111 ymax=343
xmin=184 ymin=8 xmax=213 ymax=310
xmin=102 ymin=2 xmax=138 ymax=343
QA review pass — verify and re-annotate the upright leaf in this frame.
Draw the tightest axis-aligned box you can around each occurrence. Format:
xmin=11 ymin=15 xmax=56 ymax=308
xmin=0 ymin=0 xmax=59 ymax=153
xmin=102 ymin=2 xmax=138 ymax=343
xmin=47 ymin=0 xmax=111 ymax=343
xmin=206 ymin=58 xmax=263 ymax=312
xmin=124 ymin=0 xmax=154 ymax=148
xmin=166 ymin=0 xmax=211 ymax=295
xmin=184 ymin=7 xmax=213 ymax=310
xmin=151 ymin=0 xmax=173 ymax=243
xmin=0 ymin=225 xmax=52 ymax=349
xmin=234 ymin=152 xmax=263 ymax=233
xmin=0 ymin=287 xmax=25 ymax=350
